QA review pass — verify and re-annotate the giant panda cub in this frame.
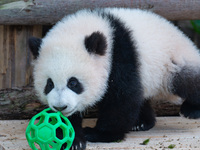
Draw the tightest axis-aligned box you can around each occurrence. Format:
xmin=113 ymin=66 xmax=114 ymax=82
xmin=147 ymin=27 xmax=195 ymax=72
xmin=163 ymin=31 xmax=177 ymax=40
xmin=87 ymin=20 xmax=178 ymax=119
xmin=29 ymin=8 xmax=200 ymax=150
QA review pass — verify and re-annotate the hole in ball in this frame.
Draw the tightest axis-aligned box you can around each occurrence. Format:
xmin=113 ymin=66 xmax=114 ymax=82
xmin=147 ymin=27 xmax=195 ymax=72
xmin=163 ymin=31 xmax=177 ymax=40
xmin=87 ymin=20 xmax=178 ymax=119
xmin=48 ymin=117 xmax=58 ymax=125
xmin=53 ymin=140 xmax=57 ymax=143
xmin=61 ymin=116 xmax=68 ymax=126
xmin=34 ymin=115 xmax=45 ymax=126
xmin=33 ymin=142 xmax=40 ymax=150
xmin=61 ymin=142 xmax=68 ymax=150
xmin=49 ymin=144 xmax=53 ymax=149
xmin=30 ymin=129 xmax=35 ymax=138
xmin=56 ymin=127 xmax=64 ymax=140
xmin=46 ymin=109 xmax=54 ymax=113
xmin=69 ymin=128 xmax=73 ymax=138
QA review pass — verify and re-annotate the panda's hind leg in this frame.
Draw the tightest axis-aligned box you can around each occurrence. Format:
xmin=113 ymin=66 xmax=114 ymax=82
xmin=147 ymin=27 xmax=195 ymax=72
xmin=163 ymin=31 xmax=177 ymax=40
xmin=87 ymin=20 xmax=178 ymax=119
xmin=172 ymin=66 xmax=200 ymax=119
xmin=131 ymin=100 xmax=156 ymax=131
xmin=180 ymin=101 xmax=200 ymax=119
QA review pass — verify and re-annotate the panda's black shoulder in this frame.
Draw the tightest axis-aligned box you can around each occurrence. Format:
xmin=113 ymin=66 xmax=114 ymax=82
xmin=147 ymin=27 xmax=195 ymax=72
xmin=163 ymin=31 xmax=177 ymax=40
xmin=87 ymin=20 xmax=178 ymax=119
xmin=100 ymin=11 xmax=142 ymax=102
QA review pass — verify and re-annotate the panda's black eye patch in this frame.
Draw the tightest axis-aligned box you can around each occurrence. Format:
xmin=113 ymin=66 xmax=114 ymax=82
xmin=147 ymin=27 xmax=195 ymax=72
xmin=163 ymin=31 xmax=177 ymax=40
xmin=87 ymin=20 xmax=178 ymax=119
xmin=44 ymin=78 xmax=54 ymax=95
xmin=67 ymin=77 xmax=83 ymax=94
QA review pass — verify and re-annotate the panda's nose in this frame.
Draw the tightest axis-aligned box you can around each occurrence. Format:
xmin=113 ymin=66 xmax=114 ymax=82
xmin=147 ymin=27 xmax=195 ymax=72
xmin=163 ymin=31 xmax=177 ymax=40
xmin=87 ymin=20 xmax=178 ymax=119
xmin=53 ymin=105 xmax=68 ymax=111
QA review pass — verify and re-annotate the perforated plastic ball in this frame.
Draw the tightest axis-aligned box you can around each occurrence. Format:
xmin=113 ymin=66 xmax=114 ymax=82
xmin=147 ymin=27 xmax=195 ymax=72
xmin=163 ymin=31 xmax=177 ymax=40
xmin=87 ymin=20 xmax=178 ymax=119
xmin=26 ymin=108 xmax=75 ymax=150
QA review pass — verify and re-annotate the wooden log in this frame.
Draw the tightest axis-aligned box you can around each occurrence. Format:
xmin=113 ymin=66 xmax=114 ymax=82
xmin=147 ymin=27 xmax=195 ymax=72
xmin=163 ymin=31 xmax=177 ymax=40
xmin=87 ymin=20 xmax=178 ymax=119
xmin=0 ymin=87 xmax=46 ymax=119
xmin=0 ymin=86 xmax=180 ymax=119
xmin=0 ymin=0 xmax=200 ymax=25
xmin=0 ymin=25 xmax=42 ymax=89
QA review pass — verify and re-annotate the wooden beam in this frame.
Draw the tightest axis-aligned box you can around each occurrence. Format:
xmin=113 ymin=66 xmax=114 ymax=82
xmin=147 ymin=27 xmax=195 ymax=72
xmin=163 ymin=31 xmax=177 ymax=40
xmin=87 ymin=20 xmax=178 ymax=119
xmin=0 ymin=0 xmax=200 ymax=25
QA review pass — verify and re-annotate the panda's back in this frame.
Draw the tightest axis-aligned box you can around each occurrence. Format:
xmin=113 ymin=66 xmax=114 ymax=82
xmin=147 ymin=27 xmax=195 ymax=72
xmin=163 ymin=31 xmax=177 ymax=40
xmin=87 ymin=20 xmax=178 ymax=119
xmin=104 ymin=8 xmax=200 ymax=98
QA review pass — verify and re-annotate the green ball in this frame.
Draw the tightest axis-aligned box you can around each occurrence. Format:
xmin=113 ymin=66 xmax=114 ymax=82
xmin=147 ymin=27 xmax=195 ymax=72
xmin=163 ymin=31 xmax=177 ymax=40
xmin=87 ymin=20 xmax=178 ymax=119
xmin=26 ymin=108 xmax=75 ymax=150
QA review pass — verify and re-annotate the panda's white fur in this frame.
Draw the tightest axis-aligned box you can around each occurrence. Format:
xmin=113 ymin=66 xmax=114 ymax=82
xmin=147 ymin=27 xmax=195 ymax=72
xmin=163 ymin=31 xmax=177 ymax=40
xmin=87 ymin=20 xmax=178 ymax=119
xmin=34 ymin=8 xmax=200 ymax=112
xmin=33 ymin=10 xmax=113 ymax=116
xmin=106 ymin=8 xmax=200 ymax=102
xmin=30 ymin=8 xmax=200 ymax=149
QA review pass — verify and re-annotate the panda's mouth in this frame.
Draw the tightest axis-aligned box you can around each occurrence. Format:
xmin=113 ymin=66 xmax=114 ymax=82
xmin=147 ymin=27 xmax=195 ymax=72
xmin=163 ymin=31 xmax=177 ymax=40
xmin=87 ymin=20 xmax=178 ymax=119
xmin=62 ymin=107 xmax=77 ymax=117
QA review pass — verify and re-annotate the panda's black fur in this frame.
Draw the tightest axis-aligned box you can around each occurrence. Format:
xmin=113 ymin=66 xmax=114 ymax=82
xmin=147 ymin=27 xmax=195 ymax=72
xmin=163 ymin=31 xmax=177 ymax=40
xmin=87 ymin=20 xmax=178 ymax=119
xmin=84 ymin=13 xmax=145 ymax=142
xmin=172 ymin=67 xmax=200 ymax=119
xmin=29 ymin=8 xmax=200 ymax=150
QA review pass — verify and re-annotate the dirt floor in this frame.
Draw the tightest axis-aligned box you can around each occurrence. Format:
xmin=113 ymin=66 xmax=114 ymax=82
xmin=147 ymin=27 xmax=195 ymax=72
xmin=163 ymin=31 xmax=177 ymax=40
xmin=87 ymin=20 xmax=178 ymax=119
xmin=0 ymin=117 xmax=200 ymax=150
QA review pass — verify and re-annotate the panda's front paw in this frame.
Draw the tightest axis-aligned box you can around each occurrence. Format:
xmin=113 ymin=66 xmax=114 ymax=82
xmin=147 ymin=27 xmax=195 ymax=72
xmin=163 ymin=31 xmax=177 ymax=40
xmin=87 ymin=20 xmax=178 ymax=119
xmin=83 ymin=127 xmax=98 ymax=142
xmin=131 ymin=123 xmax=145 ymax=131
xmin=69 ymin=137 xmax=86 ymax=150
xmin=131 ymin=120 xmax=155 ymax=131
xmin=84 ymin=127 xmax=125 ymax=142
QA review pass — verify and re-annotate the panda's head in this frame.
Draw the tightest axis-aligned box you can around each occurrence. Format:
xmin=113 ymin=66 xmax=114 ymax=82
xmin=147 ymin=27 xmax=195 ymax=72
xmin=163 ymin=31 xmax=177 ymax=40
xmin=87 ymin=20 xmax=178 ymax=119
xmin=29 ymin=11 xmax=113 ymax=116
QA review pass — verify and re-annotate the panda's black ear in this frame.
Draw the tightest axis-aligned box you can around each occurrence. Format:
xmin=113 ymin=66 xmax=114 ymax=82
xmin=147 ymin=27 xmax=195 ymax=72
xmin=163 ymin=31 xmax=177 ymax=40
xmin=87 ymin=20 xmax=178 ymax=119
xmin=28 ymin=37 xmax=42 ymax=59
xmin=84 ymin=32 xmax=107 ymax=56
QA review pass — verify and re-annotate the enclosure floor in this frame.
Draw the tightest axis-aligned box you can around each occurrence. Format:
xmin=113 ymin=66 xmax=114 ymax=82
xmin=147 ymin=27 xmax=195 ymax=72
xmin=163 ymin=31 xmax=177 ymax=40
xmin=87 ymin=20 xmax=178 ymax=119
xmin=0 ymin=117 xmax=200 ymax=150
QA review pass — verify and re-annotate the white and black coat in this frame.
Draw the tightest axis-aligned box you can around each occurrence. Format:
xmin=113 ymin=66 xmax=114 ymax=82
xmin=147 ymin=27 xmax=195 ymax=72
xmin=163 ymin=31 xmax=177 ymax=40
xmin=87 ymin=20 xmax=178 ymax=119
xmin=29 ymin=8 xmax=200 ymax=150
